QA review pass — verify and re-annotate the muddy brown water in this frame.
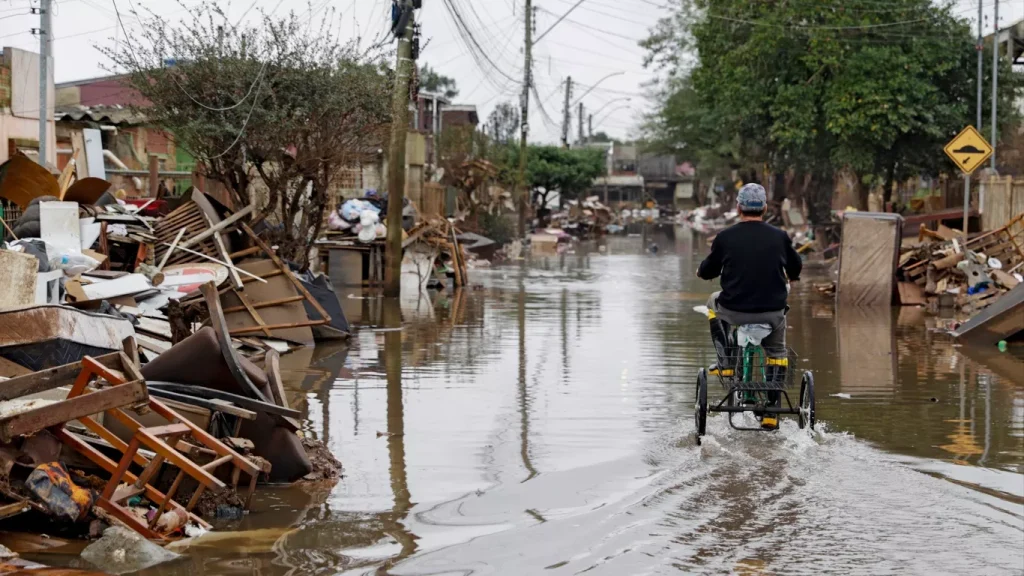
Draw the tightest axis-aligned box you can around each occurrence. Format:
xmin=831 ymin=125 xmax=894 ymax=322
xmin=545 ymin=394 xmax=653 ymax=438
xmin=21 ymin=229 xmax=1024 ymax=575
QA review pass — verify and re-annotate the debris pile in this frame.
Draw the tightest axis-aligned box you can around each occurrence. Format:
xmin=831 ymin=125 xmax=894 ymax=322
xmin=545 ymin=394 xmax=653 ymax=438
xmin=0 ymin=151 xmax=349 ymax=555
xmin=896 ymin=214 xmax=1024 ymax=314
xmin=401 ymin=217 xmax=471 ymax=290
xmin=545 ymin=196 xmax=613 ymax=238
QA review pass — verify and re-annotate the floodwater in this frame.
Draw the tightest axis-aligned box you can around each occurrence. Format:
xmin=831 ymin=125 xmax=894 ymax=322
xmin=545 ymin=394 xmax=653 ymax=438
xmin=27 ymin=228 xmax=1024 ymax=575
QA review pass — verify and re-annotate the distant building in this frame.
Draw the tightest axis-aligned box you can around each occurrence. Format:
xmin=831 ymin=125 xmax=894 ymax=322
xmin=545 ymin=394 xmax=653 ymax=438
xmin=988 ymin=18 xmax=1024 ymax=116
xmin=441 ymin=104 xmax=479 ymax=129
xmin=638 ymin=153 xmax=696 ymax=209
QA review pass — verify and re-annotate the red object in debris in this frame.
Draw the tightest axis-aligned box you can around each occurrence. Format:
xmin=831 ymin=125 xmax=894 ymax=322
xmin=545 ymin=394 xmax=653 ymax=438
xmin=125 ymin=198 xmax=169 ymax=217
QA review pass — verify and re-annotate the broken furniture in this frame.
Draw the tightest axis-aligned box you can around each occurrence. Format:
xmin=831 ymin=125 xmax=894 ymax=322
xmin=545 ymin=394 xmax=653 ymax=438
xmin=898 ymin=212 xmax=1024 ymax=312
xmin=55 ymin=353 xmax=263 ymax=539
xmin=215 ymin=224 xmax=331 ymax=346
xmin=141 ymin=283 xmax=311 ymax=482
xmin=0 ymin=305 xmax=136 ymax=372
xmin=0 ymin=351 xmax=264 ymax=539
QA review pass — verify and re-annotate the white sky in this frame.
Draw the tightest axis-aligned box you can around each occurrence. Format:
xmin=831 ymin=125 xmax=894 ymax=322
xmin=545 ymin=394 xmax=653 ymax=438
xmin=1 ymin=0 xmax=1021 ymax=145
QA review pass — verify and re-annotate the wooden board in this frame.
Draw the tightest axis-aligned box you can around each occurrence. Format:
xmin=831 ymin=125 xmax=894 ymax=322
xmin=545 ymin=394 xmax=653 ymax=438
xmin=953 ymin=283 xmax=1024 ymax=345
xmin=220 ymin=259 xmax=314 ymax=345
xmin=838 ymin=213 xmax=903 ymax=307
xmin=0 ymin=380 xmax=148 ymax=442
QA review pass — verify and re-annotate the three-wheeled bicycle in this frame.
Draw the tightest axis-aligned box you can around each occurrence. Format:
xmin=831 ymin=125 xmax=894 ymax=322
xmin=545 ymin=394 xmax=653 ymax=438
xmin=694 ymin=322 xmax=815 ymax=443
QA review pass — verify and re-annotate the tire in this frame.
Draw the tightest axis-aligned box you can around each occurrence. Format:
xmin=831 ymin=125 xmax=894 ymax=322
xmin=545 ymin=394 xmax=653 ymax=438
xmin=695 ymin=369 xmax=708 ymax=440
xmin=799 ymin=372 xmax=816 ymax=430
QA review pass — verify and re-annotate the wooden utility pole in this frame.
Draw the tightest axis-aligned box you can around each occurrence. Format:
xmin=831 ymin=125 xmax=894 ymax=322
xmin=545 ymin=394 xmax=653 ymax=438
xmin=384 ymin=1 xmax=416 ymax=297
xmin=561 ymin=76 xmax=573 ymax=148
xmin=578 ymin=102 xmax=585 ymax=146
xmin=517 ymin=0 xmax=533 ymax=237
xmin=588 ymin=114 xmax=593 ymax=141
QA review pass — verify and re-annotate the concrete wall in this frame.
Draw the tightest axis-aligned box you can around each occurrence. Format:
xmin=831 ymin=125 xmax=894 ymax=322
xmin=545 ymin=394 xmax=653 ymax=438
xmin=0 ymin=47 xmax=55 ymax=165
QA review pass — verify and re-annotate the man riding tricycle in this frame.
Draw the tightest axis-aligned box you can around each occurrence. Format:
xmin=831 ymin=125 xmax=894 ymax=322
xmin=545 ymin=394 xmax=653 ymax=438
xmin=694 ymin=184 xmax=815 ymax=439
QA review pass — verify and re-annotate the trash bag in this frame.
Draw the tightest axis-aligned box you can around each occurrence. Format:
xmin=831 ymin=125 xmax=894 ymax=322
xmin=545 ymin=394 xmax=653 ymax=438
xmin=358 ymin=210 xmax=379 ymax=243
xmin=25 ymin=462 xmax=95 ymax=521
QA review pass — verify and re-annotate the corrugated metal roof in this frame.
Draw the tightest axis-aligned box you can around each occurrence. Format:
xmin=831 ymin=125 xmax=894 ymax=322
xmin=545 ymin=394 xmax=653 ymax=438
xmin=55 ymin=105 xmax=146 ymax=125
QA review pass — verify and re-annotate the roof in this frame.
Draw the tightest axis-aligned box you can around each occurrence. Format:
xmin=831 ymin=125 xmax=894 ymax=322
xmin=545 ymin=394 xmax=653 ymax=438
xmin=55 ymin=73 xmax=130 ymax=89
xmin=443 ymin=104 xmax=477 ymax=113
xmin=55 ymin=104 xmax=146 ymax=125
xmin=417 ymin=91 xmax=452 ymax=104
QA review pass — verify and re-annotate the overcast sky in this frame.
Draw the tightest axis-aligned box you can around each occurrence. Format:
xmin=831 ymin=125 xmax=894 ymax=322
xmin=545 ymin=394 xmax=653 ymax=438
xmin=1 ymin=0 xmax=1021 ymax=145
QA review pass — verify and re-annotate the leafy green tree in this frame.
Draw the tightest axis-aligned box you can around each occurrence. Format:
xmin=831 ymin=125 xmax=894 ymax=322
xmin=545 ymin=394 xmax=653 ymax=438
xmin=419 ymin=64 xmax=459 ymax=100
xmin=496 ymin=145 xmax=605 ymax=208
xmin=643 ymin=0 xmax=1024 ymax=220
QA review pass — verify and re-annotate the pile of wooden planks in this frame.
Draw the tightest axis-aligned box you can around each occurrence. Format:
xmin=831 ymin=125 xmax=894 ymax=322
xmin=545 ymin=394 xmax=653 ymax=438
xmin=897 ymin=213 xmax=1024 ymax=313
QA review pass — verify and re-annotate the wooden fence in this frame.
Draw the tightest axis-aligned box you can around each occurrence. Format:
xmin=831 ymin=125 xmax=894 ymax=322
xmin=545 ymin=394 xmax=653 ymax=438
xmin=982 ymin=176 xmax=1024 ymax=232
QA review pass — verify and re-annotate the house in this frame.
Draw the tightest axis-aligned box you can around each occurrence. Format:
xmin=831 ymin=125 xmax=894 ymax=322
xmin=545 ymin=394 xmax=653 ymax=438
xmin=586 ymin=142 xmax=645 ymax=205
xmin=441 ymin=104 xmax=479 ymax=129
xmin=0 ymin=47 xmax=55 ymax=166
xmin=638 ymin=153 xmax=696 ymax=210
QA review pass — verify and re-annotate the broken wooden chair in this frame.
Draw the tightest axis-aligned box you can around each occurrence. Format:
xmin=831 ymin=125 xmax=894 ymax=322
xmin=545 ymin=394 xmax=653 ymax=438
xmin=52 ymin=353 xmax=264 ymax=539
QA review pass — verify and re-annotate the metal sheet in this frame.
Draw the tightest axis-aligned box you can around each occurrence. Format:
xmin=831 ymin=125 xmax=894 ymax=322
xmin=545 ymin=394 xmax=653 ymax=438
xmin=953 ymin=283 xmax=1024 ymax=345
xmin=83 ymin=129 xmax=106 ymax=181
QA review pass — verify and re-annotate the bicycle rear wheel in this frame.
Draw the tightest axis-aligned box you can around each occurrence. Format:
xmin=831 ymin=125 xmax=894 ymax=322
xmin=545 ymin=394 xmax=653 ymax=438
xmin=799 ymin=372 xmax=816 ymax=430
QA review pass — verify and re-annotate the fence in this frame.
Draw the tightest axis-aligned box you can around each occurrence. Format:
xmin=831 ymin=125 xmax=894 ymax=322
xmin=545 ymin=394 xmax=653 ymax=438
xmin=981 ymin=176 xmax=1024 ymax=232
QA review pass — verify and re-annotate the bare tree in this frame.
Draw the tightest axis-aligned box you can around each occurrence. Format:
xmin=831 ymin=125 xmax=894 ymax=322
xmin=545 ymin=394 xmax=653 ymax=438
xmin=105 ymin=3 xmax=391 ymax=267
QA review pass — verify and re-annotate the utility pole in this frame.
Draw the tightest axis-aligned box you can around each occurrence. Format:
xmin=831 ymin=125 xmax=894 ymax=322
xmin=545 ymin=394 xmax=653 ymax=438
xmin=977 ymin=0 xmax=983 ymax=132
xmin=968 ymin=0 xmax=982 ymax=235
xmin=37 ymin=0 xmax=52 ymax=166
xmin=384 ymin=1 xmax=416 ymax=297
xmin=588 ymin=114 xmax=593 ymax=141
xmin=561 ymin=76 xmax=572 ymax=148
xmin=517 ymin=0 xmax=533 ymax=237
xmin=577 ymin=102 xmax=584 ymax=145
xmin=990 ymin=0 xmax=999 ymax=171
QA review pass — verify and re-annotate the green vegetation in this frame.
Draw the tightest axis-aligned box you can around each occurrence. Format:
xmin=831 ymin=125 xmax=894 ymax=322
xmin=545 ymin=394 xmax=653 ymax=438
xmin=642 ymin=0 xmax=1024 ymax=221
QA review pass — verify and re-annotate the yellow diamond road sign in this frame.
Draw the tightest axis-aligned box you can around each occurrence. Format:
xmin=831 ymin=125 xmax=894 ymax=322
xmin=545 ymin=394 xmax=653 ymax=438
xmin=943 ymin=126 xmax=993 ymax=175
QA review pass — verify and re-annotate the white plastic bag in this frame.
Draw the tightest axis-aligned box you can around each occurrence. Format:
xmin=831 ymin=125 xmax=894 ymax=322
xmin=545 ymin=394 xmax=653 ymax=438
xmin=52 ymin=252 xmax=101 ymax=276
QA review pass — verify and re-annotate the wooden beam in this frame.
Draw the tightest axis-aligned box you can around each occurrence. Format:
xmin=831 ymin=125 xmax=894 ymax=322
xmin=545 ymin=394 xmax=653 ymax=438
xmin=178 ymin=204 xmax=254 ymax=251
xmin=220 ymin=295 xmax=305 ymax=315
xmin=0 ymin=381 xmax=148 ymax=442
xmin=0 ymin=353 xmax=120 ymax=401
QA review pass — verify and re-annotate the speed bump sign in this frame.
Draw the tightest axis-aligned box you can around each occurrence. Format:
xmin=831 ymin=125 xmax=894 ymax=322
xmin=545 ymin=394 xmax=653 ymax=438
xmin=943 ymin=126 xmax=993 ymax=175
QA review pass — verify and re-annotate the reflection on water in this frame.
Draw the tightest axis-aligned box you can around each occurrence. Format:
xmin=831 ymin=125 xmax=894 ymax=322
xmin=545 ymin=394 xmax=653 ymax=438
xmin=34 ymin=228 xmax=1024 ymax=575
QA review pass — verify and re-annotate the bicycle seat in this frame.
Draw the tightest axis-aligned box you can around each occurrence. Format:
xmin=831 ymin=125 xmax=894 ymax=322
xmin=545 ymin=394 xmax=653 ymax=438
xmin=735 ymin=324 xmax=772 ymax=347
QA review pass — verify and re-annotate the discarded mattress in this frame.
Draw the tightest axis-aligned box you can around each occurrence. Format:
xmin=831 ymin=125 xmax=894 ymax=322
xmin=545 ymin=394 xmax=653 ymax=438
xmin=141 ymin=327 xmax=311 ymax=482
xmin=0 ymin=305 xmax=135 ymax=371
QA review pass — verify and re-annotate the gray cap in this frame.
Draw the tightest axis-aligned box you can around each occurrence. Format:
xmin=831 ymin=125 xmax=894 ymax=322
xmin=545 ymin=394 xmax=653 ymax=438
xmin=737 ymin=183 xmax=766 ymax=211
